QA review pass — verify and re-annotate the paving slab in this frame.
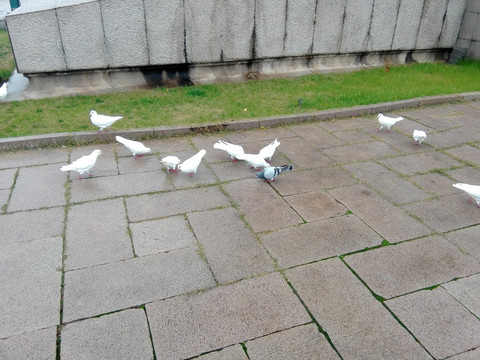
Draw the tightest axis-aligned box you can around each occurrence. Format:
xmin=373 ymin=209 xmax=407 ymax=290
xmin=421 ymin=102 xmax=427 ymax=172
xmin=223 ymin=179 xmax=303 ymax=233
xmin=412 ymin=115 xmax=462 ymax=131
xmin=344 ymin=235 xmax=480 ymax=299
xmin=448 ymin=347 xmax=480 ymax=360
xmin=246 ymin=323 xmax=340 ymax=360
xmin=169 ymin=162 xmax=219 ymax=188
xmin=446 ymin=144 xmax=480 ymax=167
xmin=322 ymin=141 xmax=398 ymax=164
xmin=0 ymin=207 xmax=64 ymax=246
xmin=209 ymin=161 xmax=260 ymax=182
xmin=262 ymin=214 xmax=383 ymax=269
xmin=276 ymin=136 xmax=333 ymax=169
xmin=0 ymin=326 xmax=57 ymax=360
xmin=187 ymin=207 xmax=273 ymax=283
xmin=146 ymin=273 xmax=311 ymax=359
xmin=0 ymin=189 xmax=8 ymax=210
xmin=410 ymin=172 xmax=459 ymax=197
xmin=129 ymin=215 xmax=196 ymax=256
xmin=70 ymin=170 xmax=171 ymax=203
xmin=445 ymin=225 xmax=480 ymax=262
xmin=448 ymin=165 xmax=480 ymax=184
xmin=289 ymin=124 xmax=344 ymax=148
xmin=0 ymin=237 xmax=62 ymax=338
xmin=332 ymin=128 xmax=374 ymax=144
xmin=403 ymin=193 xmax=480 ymax=233
xmin=344 ymin=161 xmax=430 ymax=204
xmin=271 ymin=166 xmax=356 ymax=196
xmin=225 ymin=127 xmax=296 ymax=144
xmin=399 ymin=105 xmax=460 ymax=120
xmin=0 ymin=147 xmax=69 ymax=169
xmin=426 ymin=127 xmax=480 ymax=149
xmin=8 ymin=164 xmax=67 ymax=211
xmin=125 ymin=186 xmax=230 ymax=222
xmin=286 ymin=258 xmax=432 ymax=360
xmin=318 ymin=117 xmax=375 ymax=132
xmin=284 ymin=190 xmax=347 ymax=222
xmin=65 ymin=198 xmax=133 ymax=270
xmin=378 ymin=151 xmax=461 ymax=175
xmin=386 ymin=287 xmax=480 ymax=359
xmin=60 ymin=309 xmax=153 ymax=360
xmin=195 ymin=345 xmax=248 ymax=360
xmin=443 ymin=274 xmax=480 ymax=318
xmin=328 ymin=184 xmax=432 ymax=243
xmin=117 ymin=154 xmax=162 ymax=175
xmin=63 ymin=247 xmax=215 ymax=322
xmin=0 ymin=168 xmax=16 ymax=190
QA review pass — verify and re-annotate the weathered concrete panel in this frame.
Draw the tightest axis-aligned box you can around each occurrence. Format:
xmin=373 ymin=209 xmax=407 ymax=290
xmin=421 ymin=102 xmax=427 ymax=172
xmin=416 ymin=0 xmax=448 ymax=49
xmin=313 ymin=0 xmax=346 ymax=54
xmin=185 ymin=0 xmax=223 ymax=63
xmin=145 ymin=0 xmax=186 ymax=65
xmin=57 ymin=2 xmax=107 ymax=70
xmin=284 ymin=0 xmax=316 ymax=56
xmin=439 ymin=0 xmax=468 ymax=47
xmin=6 ymin=10 xmax=66 ymax=73
xmin=367 ymin=0 xmax=400 ymax=51
xmin=100 ymin=0 xmax=149 ymax=67
xmin=340 ymin=0 xmax=374 ymax=53
xmin=392 ymin=0 xmax=424 ymax=50
xmin=222 ymin=0 xmax=255 ymax=61
xmin=255 ymin=0 xmax=286 ymax=58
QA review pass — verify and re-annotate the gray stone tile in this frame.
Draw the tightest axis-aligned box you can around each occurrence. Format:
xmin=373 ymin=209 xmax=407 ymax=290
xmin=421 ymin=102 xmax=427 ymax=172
xmin=187 ymin=207 xmax=273 ymax=283
xmin=328 ymin=184 xmax=432 ymax=243
xmin=410 ymin=172 xmax=459 ymax=197
xmin=126 ymin=186 xmax=230 ymax=222
xmin=246 ymin=324 xmax=340 ymax=360
xmin=262 ymin=215 xmax=383 ymax=269
xmin=69 ymin=144 xmax=118 ymax=178
xmin=286 ymin=258 xmax=432 ymax=360
xmin=276 ymin=137 xmax=333 ymax=169
xmin=61 ymin=309 xmax=153 ymax=360
xmin=209 ymin=161 xmax=259 ymax=182
xmin=333 ymin=129 xmax=374 ymax=144
xmin=0 ymin=147 xmax=69 ymax=169
xmin=386 ymin=287 xmax=480 ymax=359
xmin=146 ymin=137 xmax=194 ymax=154
xmin=345 ymin=236 xmax=480 ymax=299
xmin=195 ymin=345 xmax=248 ymax=359
xmin=65 ymin=198 xmax=133 ymax=270
xmin=284 ymin=191 xmax=347 ymax=222
xmin=379 ymin=152 xmax=461 ymax=175
xmin=63 ymin=247 xmax=215 ymax=322
xmin=117 ymin=154 xmax=162 ymax=174
xmin=130 ymin=216 xmax=196 ymax=256
xmin=272 ymin=166 xmax=356 ymax=196
xmin=446 ymin=144 xmax=480 ymax=167
xmin=444 ymin=274 xmax=480 ymax=318
xmin=399 ymin=106 xmax=460 ymax=120
xmin=344 ymin=161 xmax=430 ymax=204
xmin=223 ymin=179 xmax=303 ymax=233
xmin=0 ymin=326 xmax=57 ymax=360
xmin=146 ymin=273 xmax=310 ymax=359
xmin=0 ymin=189 xmax=9 ymax=211
xmin=318 ymin=116 xmax=375 ymax=131
xmin=448 ymin=166 xmax=480 ymax=183
xmin=191 ymin=135 xmax=229 ymax=163
xmin=0 ymin=207 xmax=64 ymax=246
xmin=322 ymin=141 xmax=398 ymax=164
xmin=446 ymin=225 xmax=480 ymax=262
xmin=0 ymin=168 xmax=16 ymax=190
xmin=169 ymin=162 xmax=219 ymax=188
xmin=426 ymin=127 xmax=480 ymax=149
xmin=289 ymin=124 xmax=344 ymax=148
xmin=403 ymin=194 xmax=480 ymax=233
xmin=448 ymin=348 xmax=480 ymax=360
xmin=8 ymin=164 xmax=67 ymax=211
xmin=226 ymin=127 xmax=296 ymax=144
xmin=70 ymin=170 xmax=171 ymax=203
xmin=0 ymin=237 xmax=62 ymax=338
xmin=414 ymin=115 xmax=462 ymax=131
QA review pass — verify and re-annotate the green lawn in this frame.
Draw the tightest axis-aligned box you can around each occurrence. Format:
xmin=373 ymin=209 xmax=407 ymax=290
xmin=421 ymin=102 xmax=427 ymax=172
xmin=0 ymin=59 xmax=479 ymax=138
xmin=0 ymin=30 xmax=15 ymax=82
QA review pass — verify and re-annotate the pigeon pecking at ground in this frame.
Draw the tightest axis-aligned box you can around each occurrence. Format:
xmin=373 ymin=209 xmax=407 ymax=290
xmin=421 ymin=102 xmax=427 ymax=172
xmin=89 ymin=110 xmax=123 ymax=133
xmin=213 ymin=140 xmax=245 ymax=162
xmin=377 ymin=113 xmax=404 ymax=133
xmin=236 ymin=153 xmax=270 ymax=171
xmin=161 ymin=155 xmax=181 ymax=173
xmin=259 ymin=138 xmax=280 ymax=163
xmin=115 ymin=136 xmax=151 ymax=158
xmin=256 ymin=165 xmax=293 ymax=182
xmin=452 ymin=183 xmax=480 ymax=207
xmin=60 ymin=149 xmax=102 ymax=180
xmin=413 ymin=130 xmax=427 ymax=145
xmin=177 ymin=149 xmax=206 ymax=176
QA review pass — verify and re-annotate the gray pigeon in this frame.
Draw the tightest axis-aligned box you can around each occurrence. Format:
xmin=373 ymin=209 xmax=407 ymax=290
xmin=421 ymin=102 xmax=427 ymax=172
xmin=256 ymin=165 xmax=293 ymax=182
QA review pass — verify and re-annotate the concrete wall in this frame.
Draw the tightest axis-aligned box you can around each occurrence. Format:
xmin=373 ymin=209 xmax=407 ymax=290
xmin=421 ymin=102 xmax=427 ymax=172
xmin=4 ymin=0 xmax=470 ymax=85
xmin=455 ymin=0 xmax=480 ymax=59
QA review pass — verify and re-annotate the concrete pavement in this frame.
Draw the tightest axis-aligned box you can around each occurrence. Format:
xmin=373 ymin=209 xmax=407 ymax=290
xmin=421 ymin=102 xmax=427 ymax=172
xmin=1 ymin=99 xmax=480 ymax=359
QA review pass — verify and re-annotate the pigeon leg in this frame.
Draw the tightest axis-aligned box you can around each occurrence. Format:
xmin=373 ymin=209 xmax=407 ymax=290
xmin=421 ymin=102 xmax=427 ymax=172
xmin=88 ymin=174 xmax=95 ymax=177
xmin=78 ymin=175 xmax=84 ymax=180
xmin=189 ymin=172 xmax=194 ymax=177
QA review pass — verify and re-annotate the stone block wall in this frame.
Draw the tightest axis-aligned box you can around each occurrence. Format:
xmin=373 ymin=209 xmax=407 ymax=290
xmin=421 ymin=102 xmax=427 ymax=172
xmin=455 ymin=0 xmax=480 ymax=59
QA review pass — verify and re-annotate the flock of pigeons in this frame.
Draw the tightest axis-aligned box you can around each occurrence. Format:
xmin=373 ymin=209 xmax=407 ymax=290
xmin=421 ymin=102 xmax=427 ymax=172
xmin=60 ymin=110 xmax=292 ymax=183
xmin=59 ymin=110 xmax=480 ymax=207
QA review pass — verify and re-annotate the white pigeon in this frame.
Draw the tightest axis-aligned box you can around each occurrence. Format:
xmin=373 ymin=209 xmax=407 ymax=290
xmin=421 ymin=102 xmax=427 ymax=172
xmin=89 ymin=110 xmax=123 ymax=132
xmin=377 ymin=113 xmax=404 ymax=133
xmin=60 ymin=149 xmax=102 ymax=179
xmin=115 ymin=136 xmax=151 ymax=158
xmin=177 ymin=149 xmax=206 ymax=176
xmin=256 ymin=165 xmax=293 ymax=182
xmin=161 ymin=155 xmax=181 ymax=173
xmin=413 ymin=130 xmax=427 ymax=145
xmin=0 ymin=82 xmax=7 ymax=101
xmin=236 ymin=153 xmax=270 ymax=170
xmin=259 ymin=138 xmax=280 ymax=163
xmin=452 ymin=183 xmax=480 ymax=207
xmin=213 ymin=140 xmax=244 ymax=162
